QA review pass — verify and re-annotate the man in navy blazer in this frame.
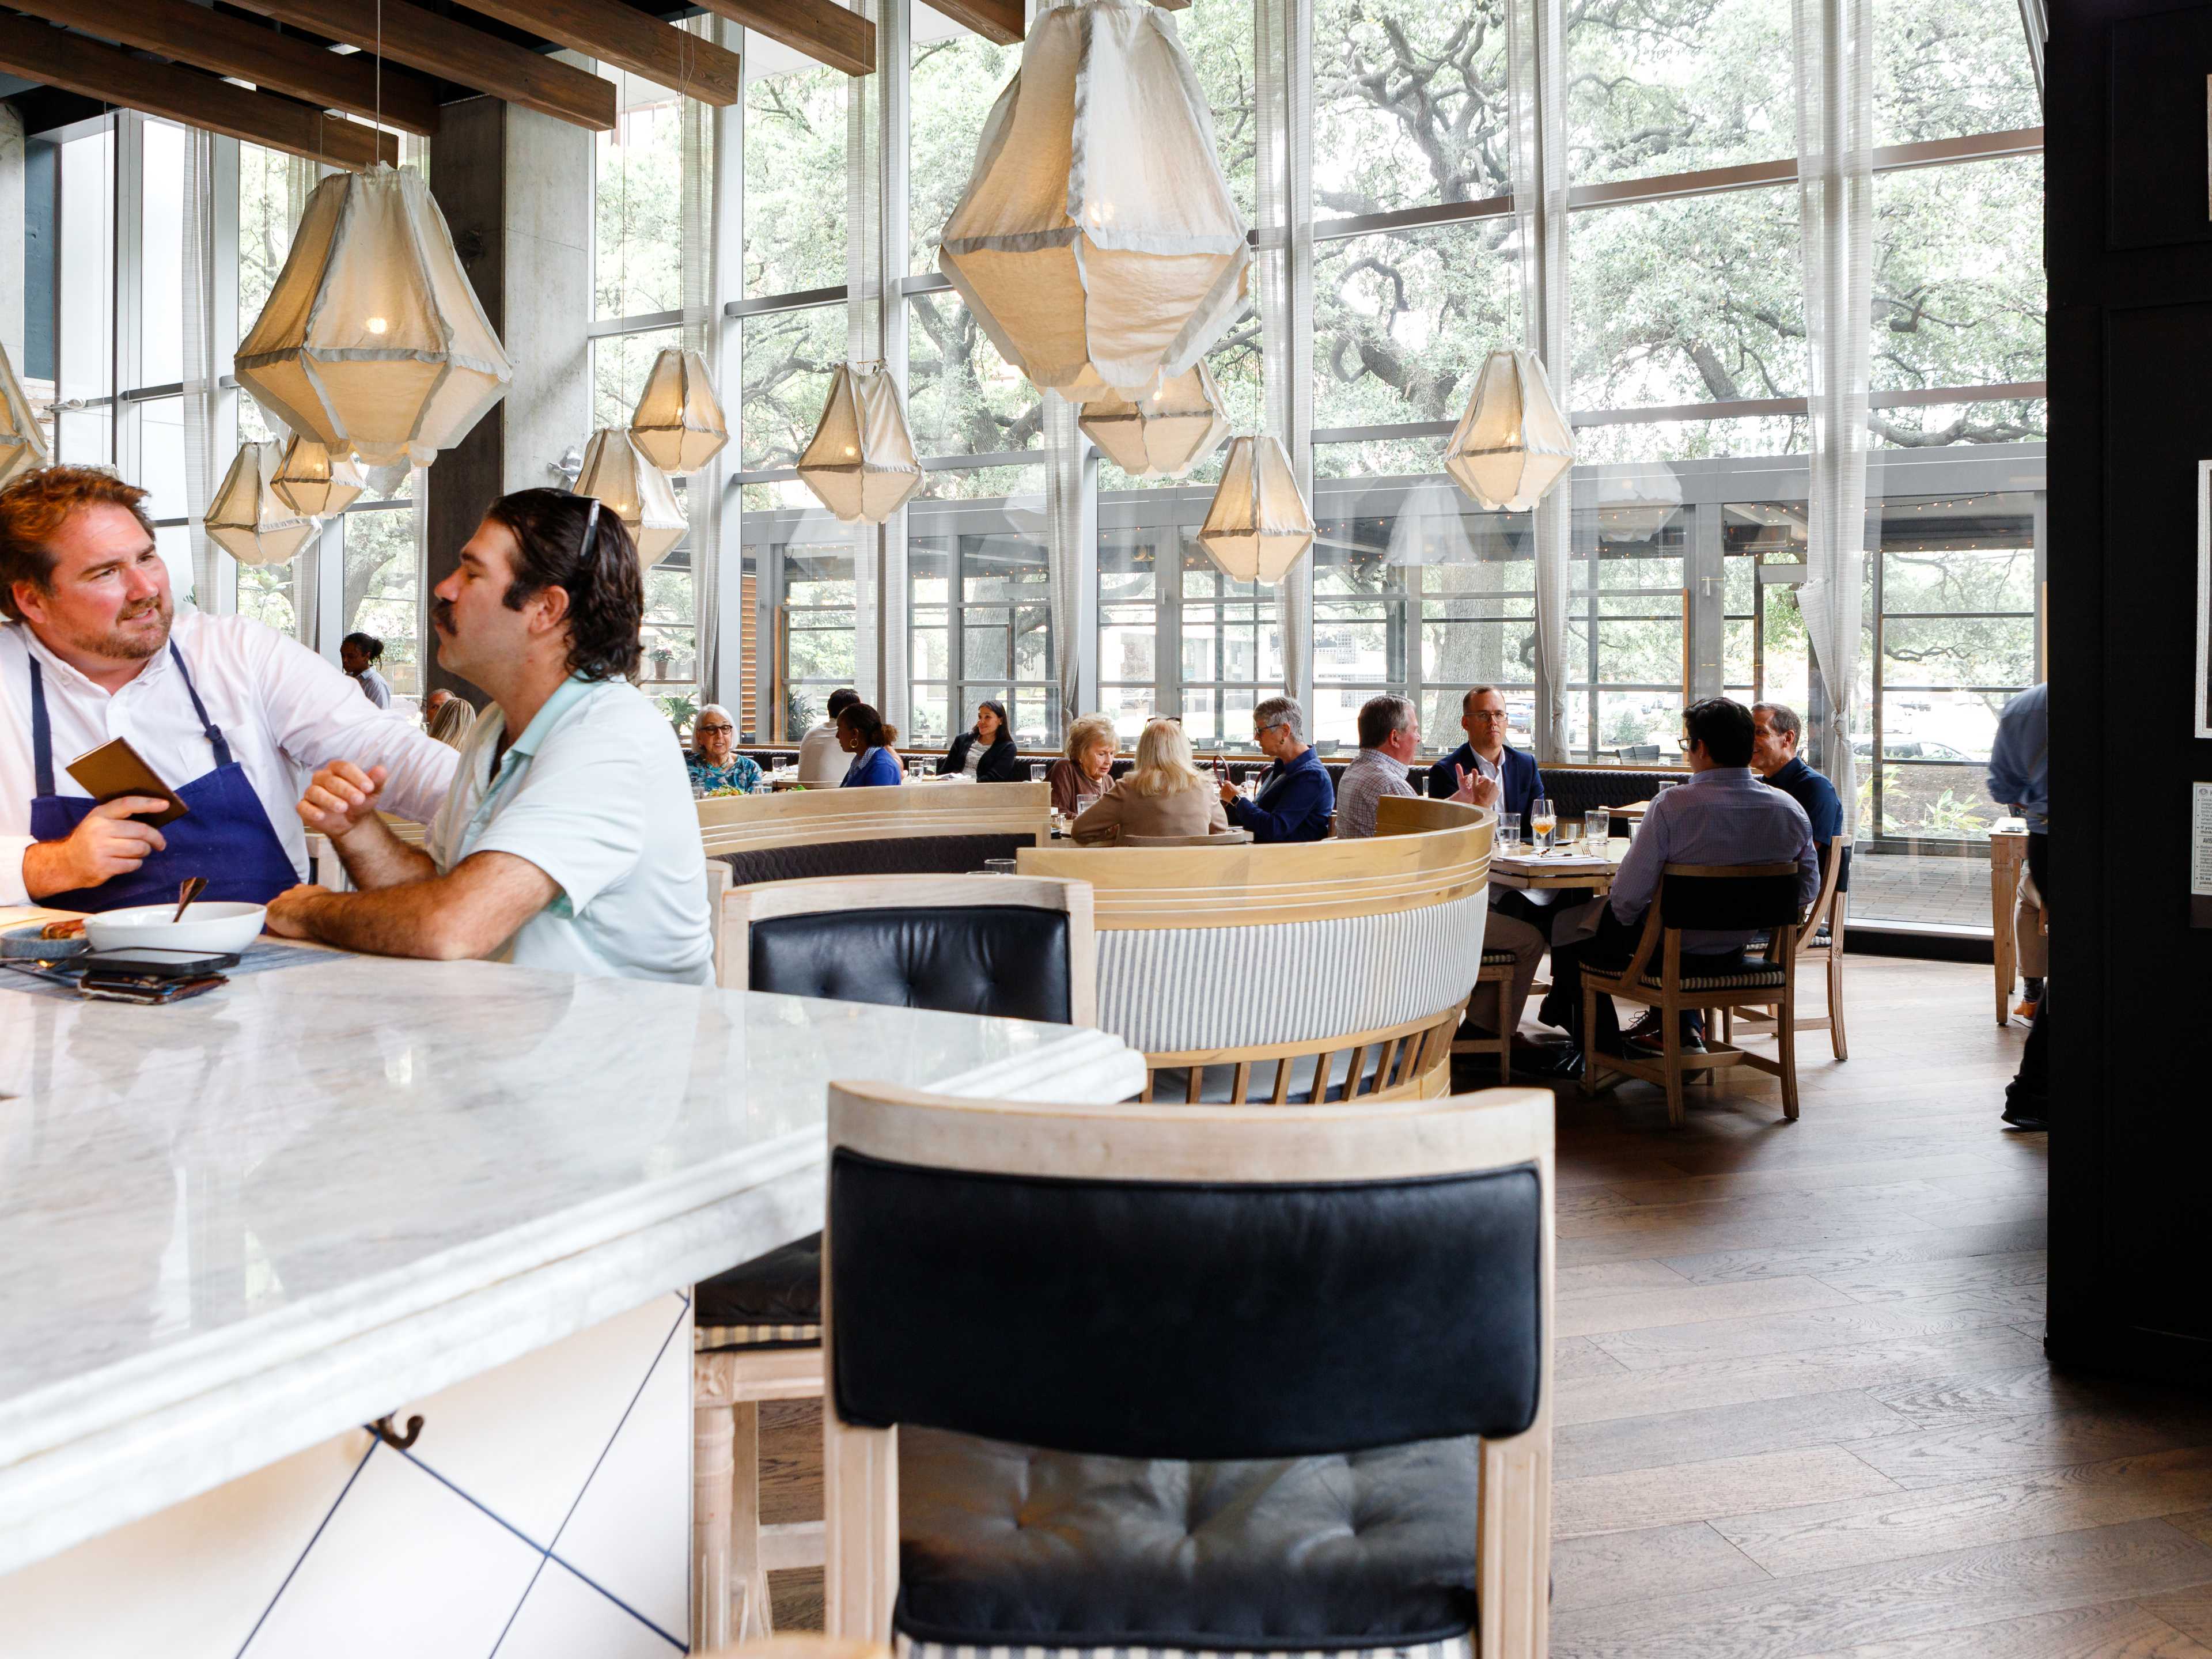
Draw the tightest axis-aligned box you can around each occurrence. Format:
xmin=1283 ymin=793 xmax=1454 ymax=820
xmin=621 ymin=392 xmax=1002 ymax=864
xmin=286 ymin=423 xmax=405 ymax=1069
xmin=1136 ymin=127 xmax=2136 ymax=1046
xmin=1221 ymin=695 xmax=1334 ymax=843
xmin=1427 ymin=686 xmax=1541 ymax=820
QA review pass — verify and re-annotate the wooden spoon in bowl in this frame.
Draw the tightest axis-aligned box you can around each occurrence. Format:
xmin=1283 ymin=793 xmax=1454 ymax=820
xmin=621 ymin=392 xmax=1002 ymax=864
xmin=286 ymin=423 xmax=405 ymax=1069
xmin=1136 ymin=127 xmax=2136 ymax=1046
xmin=171 ymin=876 xmax=207 ymax=925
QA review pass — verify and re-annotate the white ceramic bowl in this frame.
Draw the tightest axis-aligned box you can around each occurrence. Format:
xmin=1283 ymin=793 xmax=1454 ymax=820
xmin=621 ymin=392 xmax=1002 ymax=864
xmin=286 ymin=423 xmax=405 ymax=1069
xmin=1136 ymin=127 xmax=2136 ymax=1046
xmin=82 ymin=901 xmax=267 ymax=957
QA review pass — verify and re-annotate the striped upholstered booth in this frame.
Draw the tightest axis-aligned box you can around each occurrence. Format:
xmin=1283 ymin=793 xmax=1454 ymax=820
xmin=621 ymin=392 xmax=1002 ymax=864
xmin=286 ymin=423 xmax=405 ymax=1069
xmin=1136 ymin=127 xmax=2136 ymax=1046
xmin=820 ymin=1080 xmax=1557 ymax=1659
xmin=1018 ymin=796 xmax=1494 ymax=1103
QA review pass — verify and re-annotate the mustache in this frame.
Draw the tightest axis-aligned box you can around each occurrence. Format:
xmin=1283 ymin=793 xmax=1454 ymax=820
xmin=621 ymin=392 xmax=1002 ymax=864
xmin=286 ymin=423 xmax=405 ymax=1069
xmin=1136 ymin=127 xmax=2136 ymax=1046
xmin=432 ymin=597 xmax=456 ymax=634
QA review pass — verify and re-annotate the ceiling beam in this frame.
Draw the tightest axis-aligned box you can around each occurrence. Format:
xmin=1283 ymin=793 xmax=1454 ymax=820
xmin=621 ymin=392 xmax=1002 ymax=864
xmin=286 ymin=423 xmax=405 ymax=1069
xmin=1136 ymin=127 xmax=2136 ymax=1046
xmin=227 ymin=0 xmax=618 ymax=130
xmin=2 ymin=0 xmax=441 ymax=136
xmin=445 ymin=0 xmax=741 ymax=106
xmin=0 ymin=11 xmax=395 ymax=167
xmin=689 ymin=0 xmax=874 ymax=78
xmin=920 ymin=0 xmax=1024 ymax=44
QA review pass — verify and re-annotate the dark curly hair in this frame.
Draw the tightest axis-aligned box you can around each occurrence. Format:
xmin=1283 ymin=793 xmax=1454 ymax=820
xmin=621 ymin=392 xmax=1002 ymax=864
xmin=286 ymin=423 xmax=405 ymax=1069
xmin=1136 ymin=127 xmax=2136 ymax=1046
xmin=483 ymin=488 xmax=642 ymax=682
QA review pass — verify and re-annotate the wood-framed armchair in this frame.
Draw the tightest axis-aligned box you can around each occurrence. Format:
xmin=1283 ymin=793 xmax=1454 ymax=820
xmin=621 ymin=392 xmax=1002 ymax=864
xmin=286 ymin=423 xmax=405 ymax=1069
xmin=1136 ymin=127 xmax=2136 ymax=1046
xmin=820 ymin=1082 xmax=1556 ymax=1659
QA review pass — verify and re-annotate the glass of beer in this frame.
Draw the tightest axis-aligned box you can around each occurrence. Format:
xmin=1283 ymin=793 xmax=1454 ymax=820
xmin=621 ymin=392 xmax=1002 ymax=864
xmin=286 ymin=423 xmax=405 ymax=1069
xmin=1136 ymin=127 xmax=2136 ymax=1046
xmin=1531 ymin=796 xmax=1556 ymax=853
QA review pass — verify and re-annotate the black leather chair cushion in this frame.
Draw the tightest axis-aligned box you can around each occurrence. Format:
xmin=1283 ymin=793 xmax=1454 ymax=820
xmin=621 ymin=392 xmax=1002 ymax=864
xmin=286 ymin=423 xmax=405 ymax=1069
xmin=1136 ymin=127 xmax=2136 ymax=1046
xmin=749 ymin=907 xmax=1072 ymax=1023
xmin=895 ymin=1426 xmax=1480 ymax=1650
xmin=698 ymin=1235 xmax=821 ymax=1325
xmin=715 ymin=834 xmax=1034 ymax=888
xmin=832 ymin=1153 xmax=1543 ymax=1460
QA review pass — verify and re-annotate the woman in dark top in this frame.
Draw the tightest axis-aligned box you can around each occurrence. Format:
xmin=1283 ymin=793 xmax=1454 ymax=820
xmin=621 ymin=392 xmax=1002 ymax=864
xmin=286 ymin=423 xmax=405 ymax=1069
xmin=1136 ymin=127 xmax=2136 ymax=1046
xmin=936 ymin=699 xmax=1025 ymax=782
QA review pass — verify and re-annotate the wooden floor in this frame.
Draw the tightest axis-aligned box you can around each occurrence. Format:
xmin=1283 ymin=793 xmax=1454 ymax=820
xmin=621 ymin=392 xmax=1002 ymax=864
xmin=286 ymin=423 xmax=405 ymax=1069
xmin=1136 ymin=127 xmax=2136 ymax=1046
xmin=760 ymin=956 xmax=2212 ymax=1658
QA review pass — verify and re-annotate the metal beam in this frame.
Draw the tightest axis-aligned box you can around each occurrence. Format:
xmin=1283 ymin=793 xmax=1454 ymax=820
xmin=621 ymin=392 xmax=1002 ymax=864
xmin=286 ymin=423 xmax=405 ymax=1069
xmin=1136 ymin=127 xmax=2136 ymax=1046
xmin=687 ymin=0 xmax=874 ymax=77
xmin=228 ymin=0 xmax=618 ymax=130
xmin=0 ymin=13 xmax=395 ymax=167
xmin=445 ymin=0 xmax=743 ymax=105
xmin=3 ymin=0 xmax=440 ymax=135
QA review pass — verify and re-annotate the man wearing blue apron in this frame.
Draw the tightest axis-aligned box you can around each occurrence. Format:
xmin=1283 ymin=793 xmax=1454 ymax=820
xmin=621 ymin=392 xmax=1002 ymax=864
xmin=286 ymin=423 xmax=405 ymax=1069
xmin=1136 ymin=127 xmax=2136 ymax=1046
xmin=264 ymin=490 xmax=713 ymax=987
xmin=1 ymin=468 xmax=459 ymax=912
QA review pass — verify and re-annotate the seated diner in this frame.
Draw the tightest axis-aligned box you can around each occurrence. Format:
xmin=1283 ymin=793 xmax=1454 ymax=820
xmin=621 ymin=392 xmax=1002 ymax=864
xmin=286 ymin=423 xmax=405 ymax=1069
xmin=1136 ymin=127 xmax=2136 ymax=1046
xmin=686 ymin=702 xmax=762 ymax=795
xmin=1050 ymin=711 xmax=1119 ymax=817
xmin=838 ymin=700 xmax=903 ymax=787
xmin=936 ymin=698 xmax=1024 ymax=781
xmin=1220 ymin=694 xmax=1333 ymax=843
xmin=1071 ymin=715 xmax=1232 ymax=843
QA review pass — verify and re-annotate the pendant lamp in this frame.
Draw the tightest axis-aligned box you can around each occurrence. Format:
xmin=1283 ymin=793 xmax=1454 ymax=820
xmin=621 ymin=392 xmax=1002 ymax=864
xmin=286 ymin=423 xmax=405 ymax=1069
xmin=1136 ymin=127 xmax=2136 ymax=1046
xmin=1196 ymin=435 xmax=1314 ymax=585
xmin=937 ymin=0 xmax=1252 ymax=401
xmin=0 ymin=340 xmax=50 ymax=488
xmin=362 ymin=460 xmax=412 ymax=499
xmin=1079 ymin=362 xmax=1229 ymax=479
xmin=796 ymin=361 xmax=924 ymax=526
xmin=575 ymin=428 xmax=687 ymax=566
xmin=236 ymin=163 xmax=513 ymax=471
xmin=628 ymin=347 xmax=730 ymax=475
xmin=270 ymin=434 xmax=366 ymax=517
xmin=206 ymin=440 xmax=317 ymax=567
xmin=1444 ymin=349 xmax=1575 ymax=513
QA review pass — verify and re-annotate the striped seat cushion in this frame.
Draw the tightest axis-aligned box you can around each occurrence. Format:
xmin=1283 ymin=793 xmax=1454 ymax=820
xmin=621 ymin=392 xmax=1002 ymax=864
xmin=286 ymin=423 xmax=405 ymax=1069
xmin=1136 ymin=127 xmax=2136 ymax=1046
xmin=897 ymin=1635 xmax=1474 ymax=1659
xmin=694 ymin=1321 xmax=820 ymax=1351
xmin=1480 ymin=949 xmax=1517 ymax=967
xmin=1638 ymin=962 xmax=1787 ymax=991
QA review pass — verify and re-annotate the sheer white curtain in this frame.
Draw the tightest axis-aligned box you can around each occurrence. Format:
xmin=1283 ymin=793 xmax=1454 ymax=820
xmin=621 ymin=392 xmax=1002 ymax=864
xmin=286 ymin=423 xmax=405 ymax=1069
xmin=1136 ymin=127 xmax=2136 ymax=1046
xmin=680 ymin=17 xmax=724 ymax=702
xmin=181 ymin=128 xmax=220 ymax=612
xmin=1509 ymin=0 xmax=1571 ymax=762
xmin=1256 ymin=0 xmax=1315 ymax=709
xmin=1793 ymin=0 xmax=1873 ymax=819
xmin=846 ymin=0 xmax=903 ymax=719
xmin=1035 ymin=0 xmax=1090 ymax=738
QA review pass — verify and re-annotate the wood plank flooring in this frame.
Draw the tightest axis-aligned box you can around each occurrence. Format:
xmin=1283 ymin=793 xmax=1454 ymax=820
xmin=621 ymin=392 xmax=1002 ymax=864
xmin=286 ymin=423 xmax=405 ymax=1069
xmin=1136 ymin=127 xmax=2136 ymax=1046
xmin=756 ymin=957 xmax=2212 ymax=1657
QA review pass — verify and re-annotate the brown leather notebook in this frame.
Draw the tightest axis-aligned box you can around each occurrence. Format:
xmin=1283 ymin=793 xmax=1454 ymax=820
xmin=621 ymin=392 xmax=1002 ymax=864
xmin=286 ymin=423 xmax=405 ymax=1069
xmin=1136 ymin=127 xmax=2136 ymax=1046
xmin=65 ymin=737 xmax=192 ymax=827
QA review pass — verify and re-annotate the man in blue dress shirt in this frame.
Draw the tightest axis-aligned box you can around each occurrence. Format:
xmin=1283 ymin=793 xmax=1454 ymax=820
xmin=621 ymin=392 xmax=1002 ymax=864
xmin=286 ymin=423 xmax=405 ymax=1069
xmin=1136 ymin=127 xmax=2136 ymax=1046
xmin=1219 ymin=695 xmax=1334 ymax=842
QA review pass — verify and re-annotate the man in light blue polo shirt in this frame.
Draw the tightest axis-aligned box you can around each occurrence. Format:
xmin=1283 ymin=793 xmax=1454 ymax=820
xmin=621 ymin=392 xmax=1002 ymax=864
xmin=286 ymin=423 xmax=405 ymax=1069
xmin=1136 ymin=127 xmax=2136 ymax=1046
xmin=266 ymin=490 xmax=713 ymax=986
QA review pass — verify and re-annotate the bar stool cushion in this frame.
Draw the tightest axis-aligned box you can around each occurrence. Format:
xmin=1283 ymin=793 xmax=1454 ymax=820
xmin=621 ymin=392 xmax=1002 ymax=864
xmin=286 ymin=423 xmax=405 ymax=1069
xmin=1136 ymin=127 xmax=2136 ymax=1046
xmin=893 ymin=1426 xmax=1480 ymax=1653
xmin=696 ymin=1234 xmax=822 ymax=1351
xmin=1479 ymin=949 xmax=1517 ymax=968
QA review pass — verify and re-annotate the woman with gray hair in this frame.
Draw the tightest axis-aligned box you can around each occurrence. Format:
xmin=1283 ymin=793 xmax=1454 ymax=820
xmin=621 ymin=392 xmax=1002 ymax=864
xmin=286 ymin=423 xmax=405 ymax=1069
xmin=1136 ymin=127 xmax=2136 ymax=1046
xmin=1072 ymin=718 xmax=1232 ymax=844
xmin=685 ymin=703 xmax=762 ymax=794
xmin=1049 ymin=713 xmax=1119 ymax=817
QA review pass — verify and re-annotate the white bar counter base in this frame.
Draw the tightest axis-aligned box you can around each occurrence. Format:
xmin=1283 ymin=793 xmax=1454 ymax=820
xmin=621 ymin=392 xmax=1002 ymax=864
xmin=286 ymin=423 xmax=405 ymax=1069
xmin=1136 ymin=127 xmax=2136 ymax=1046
xmin=0 ymin=949 xmax=1145 ymax=1647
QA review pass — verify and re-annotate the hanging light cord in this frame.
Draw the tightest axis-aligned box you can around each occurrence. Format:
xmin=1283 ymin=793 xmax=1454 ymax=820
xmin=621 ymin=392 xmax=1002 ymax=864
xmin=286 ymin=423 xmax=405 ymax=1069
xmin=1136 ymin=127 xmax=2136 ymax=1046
xmin=375 ymin=1 xmax=384 ymax=161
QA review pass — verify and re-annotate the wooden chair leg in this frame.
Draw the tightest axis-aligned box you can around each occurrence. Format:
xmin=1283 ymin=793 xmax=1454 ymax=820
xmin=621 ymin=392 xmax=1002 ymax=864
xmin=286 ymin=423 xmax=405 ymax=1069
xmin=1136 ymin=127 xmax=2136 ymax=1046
xmin=693 ymin=1401 xmax=735 ymax=1652
xmin=1778 ymin=992 xmax=1801 ymax=1122
xmin=1661 ymin=1002 xmax=1687 ymax=1129
xmin=731 ymin=1399 xmax=772 ymax=1638
xmin=1494 ymin=978 xmax=1512 ymax=1084
xmin=1721 ymin=1005 xmax=1733 ymax=1045
xmin=1827 ymin=949 xmax=1849 ymax=1061
xmin=1579 ymin=982 xmax=1599 ymax=1097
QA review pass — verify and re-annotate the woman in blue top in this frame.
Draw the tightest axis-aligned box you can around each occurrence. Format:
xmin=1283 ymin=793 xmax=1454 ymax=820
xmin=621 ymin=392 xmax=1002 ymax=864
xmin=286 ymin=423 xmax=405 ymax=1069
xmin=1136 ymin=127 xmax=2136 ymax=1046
xmin=684 ymin=703 xmax=763 ymax=794
xmin=837 ymin=701 xmax=904 ymax=787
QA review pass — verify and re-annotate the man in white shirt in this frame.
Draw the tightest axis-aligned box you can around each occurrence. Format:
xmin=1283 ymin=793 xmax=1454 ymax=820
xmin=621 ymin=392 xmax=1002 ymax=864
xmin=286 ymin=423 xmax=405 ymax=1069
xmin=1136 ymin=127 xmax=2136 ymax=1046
xmin=266 ymin=490 xmax=713 ymax=986
xmin=0 ymin=467 xmax=456 ymax=910
xmin=796 ymin=687 xmax=857 ymax=784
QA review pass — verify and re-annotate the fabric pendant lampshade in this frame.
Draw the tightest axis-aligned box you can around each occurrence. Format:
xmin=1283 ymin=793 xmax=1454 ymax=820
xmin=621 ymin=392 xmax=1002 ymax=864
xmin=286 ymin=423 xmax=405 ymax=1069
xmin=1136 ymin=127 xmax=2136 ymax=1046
xmin=628 ymin=347 xmax=729 ymax=475
xmin=0 ymin=340 xmax=50 ymax=487
xmin=1196 ymin=435 xmax=1314 ymax=585
xmin=1079 ymin=362 xmax=1229 ymax=479
xmin=235 ymin=164 xmax=512 ymax=471
xmin=270 ymin=435 xmax=366 ymax=517
xmin=937 ymin=0 xmax=1252 ymax=401
xmin=575 ymin=429 xmax=687 ymax=566
xmin=1444 ymin=349 xmax=1575 ymax=513
xmin=206 ymin=440 xmax=318 ymax=567
xmin=796 ymin=361 xmax=923 ymax=526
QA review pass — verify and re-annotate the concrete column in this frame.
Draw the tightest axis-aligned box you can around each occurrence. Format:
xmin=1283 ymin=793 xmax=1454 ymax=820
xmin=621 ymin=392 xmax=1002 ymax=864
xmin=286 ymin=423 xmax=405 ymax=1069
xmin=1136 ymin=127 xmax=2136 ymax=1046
xmin=426 ymin=82 xmax=592 ymax=704
xmin=0 ymin=103 xmax=22 ymax=369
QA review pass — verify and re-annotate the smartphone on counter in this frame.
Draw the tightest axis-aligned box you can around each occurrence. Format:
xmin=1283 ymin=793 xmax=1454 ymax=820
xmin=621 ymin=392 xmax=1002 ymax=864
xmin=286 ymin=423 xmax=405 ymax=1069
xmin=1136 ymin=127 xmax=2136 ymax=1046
xmin=65 ymin=738 xmax=191 ymax=826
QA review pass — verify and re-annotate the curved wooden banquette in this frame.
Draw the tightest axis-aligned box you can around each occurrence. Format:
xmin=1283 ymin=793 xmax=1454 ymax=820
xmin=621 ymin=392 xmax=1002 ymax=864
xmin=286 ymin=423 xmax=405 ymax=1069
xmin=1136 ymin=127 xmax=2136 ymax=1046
xmin=1017 ymin=795 xmax=1495 ymax=1104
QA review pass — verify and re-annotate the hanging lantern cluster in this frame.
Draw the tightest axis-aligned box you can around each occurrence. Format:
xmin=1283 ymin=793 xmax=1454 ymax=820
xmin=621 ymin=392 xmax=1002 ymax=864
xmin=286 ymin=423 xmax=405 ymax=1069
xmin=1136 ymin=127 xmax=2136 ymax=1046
xmin=0 ymin=341 xmax=50 ymax=489
xmin=629 ymin=348 xmax=730 ymax=475
xmin=575 ymin=428 xmax=688 ymax=566
xmin=236 ymin=164 xmax=512 ymax=472
xmin=1080 ymin=362 xmax=1229 ymax=479
xmin=271 ymin=435 xmax=366 ymax=518
xmin=1196 ymin=436 xmax=1314 ymax=586
xmin=938 ymin=0 xmax=1251 ymax=402
xmin=797 ymin=361 xmax=924 ymax=527
xmin=206 ymin=441 xmax=316 ymax=567
xmin=1444 ymin=349 xmax=1575 ymax=513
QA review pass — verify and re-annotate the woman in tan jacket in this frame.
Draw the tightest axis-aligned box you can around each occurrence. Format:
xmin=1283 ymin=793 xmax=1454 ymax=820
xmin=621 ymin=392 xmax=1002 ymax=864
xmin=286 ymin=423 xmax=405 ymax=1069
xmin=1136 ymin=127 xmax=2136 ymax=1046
xmin=1072 ymin=717 xmax=1233 ymax=844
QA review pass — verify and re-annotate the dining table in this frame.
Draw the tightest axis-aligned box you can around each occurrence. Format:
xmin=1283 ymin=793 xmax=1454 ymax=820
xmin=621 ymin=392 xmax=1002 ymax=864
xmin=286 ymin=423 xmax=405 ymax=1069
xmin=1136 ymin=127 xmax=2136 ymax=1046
xmin=0 ymin=905 xmax=1144 ymax=1655
xmin=1490 ymin=838 xmax=1629 ymax=896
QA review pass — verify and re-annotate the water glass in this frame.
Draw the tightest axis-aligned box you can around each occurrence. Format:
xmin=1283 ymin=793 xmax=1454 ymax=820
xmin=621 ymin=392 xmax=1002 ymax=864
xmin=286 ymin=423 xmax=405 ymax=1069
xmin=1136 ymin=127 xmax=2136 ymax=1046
xmin=1558 ymin=816 xmax=1583 ymax=855
xmin=983 ymin=858 xmax=1020 ymax=877
xmin=1498 ymin=811 xmax=1521 ymax=850
xmin=1031 ymin=763 xmax=1048 ymax=783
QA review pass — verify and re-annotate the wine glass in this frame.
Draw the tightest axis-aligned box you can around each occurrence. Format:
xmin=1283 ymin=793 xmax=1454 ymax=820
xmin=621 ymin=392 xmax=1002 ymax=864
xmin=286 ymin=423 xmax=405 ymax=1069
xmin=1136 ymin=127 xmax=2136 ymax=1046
xmin=1531 ymin=796 xmax=1556 ymax=853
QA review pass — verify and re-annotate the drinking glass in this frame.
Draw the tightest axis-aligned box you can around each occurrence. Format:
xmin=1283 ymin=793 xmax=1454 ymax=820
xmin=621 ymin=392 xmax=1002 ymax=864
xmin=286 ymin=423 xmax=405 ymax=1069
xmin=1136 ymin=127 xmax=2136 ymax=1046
xmin=983 ymin=858 xmax=1019 ymax=876
xmin=1498 ymin=812 xmax=1521 ymax=850
xmin=1558 ymin=816 xmax=1582 ymax=855
xmin=1031 ymin=763 xmax=1048 ymax=782
xmin=1530 ymin=796 xmax=1556 ymax=853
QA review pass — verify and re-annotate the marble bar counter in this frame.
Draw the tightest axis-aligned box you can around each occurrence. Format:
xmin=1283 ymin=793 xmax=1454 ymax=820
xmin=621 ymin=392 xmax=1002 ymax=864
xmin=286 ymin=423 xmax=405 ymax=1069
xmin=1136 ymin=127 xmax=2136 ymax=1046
xmin=0 ymin=948 xmax=1146 ymax=1585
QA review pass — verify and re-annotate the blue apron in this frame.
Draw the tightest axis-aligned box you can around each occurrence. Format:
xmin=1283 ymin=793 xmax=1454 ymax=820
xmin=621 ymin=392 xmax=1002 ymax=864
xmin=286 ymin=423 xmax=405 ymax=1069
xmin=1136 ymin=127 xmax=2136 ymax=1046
xmin=29 ymin=640 xmax=302 ymax=912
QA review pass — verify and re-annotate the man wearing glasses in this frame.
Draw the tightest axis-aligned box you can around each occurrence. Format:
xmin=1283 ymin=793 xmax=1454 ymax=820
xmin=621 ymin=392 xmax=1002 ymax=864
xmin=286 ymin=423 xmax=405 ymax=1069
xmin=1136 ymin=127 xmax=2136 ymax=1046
xmin=1219 ymin=695 xmax=1334 ymax=842
xmin=1426 ymin=685 xmax=1540 ymax=823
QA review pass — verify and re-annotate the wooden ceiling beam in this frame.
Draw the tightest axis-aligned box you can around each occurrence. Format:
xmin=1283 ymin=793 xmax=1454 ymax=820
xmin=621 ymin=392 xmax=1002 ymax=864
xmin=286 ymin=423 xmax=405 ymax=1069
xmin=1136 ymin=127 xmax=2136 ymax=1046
xmin=227 ymin=0 xmax=618 ymax=130
xmin=2 ymin=0 xmax=440 ymax=136
xmin=446 ymin=0 xmax=741 ymax=106
xmin=689 ymin=0 xmax=875 ymax=78
xmin=0 ymin=10 xmax=395 ymax=168
xmin=920 ymin=0 xmax=1024 ymax=45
